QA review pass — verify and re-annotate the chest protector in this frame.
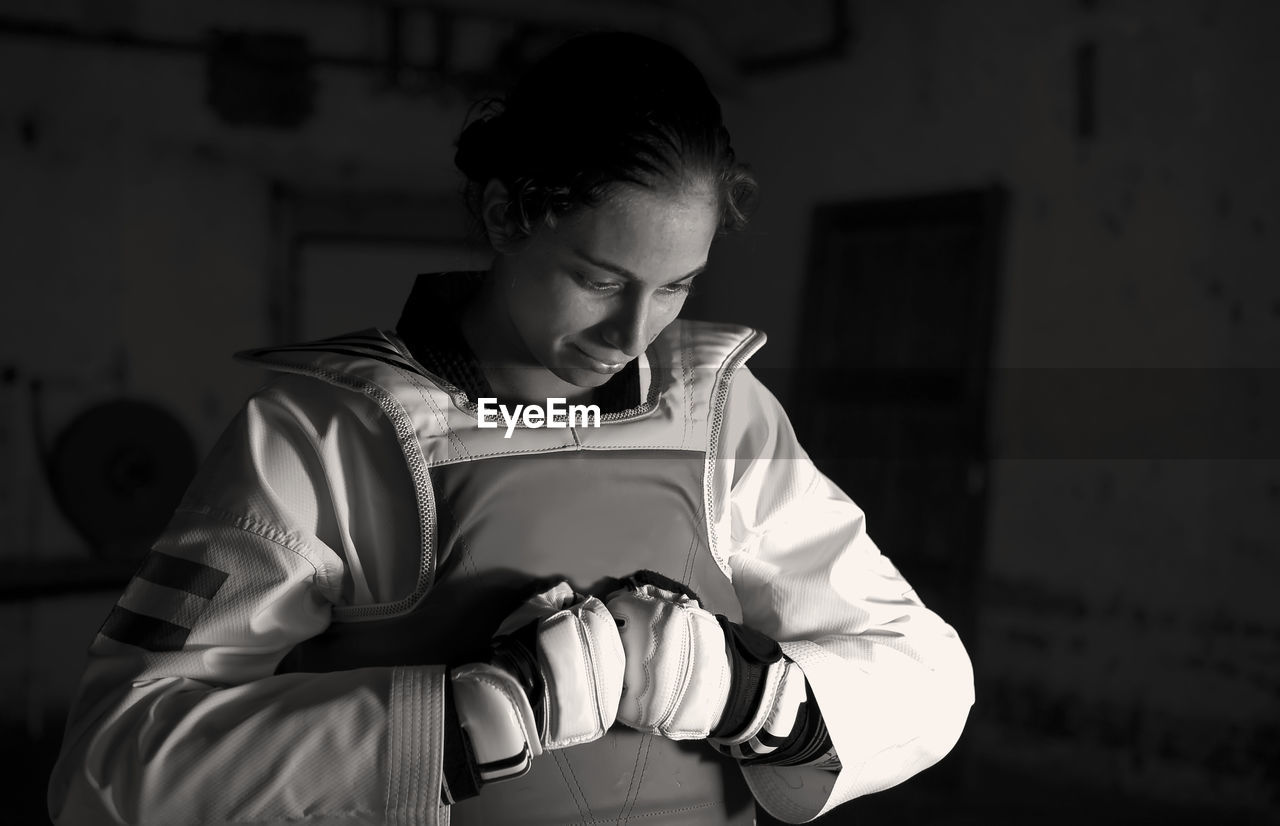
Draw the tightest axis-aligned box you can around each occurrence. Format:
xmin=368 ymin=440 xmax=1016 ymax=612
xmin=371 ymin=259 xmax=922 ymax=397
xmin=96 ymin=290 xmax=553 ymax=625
xmin=244 ymin=321 xmax=765 ymax=825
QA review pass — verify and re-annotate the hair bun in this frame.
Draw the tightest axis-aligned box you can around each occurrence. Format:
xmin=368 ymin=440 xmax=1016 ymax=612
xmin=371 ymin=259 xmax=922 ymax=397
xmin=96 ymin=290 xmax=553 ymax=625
xmin=454 ymin=115 xmax=506 ymax=181
xmin=451 ymin=33 xmax=754 ymax=240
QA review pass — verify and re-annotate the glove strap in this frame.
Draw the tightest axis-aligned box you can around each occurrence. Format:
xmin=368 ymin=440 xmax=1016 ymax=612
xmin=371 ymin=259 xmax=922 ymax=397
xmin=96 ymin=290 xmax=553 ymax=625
xmin=710 ymin=617 xmax=783 ymax=739
xmin=440 ymin=682 xmax=481 ymax=804
xmin=709 ymin=660 xmax=841 ymax=771
xmin=450 ymin=663 xmax=542 ymax=785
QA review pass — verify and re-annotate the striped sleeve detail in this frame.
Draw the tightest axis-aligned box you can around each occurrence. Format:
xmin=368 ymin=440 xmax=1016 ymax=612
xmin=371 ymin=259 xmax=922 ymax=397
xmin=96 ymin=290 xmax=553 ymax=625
xmin=136 ymin=551 xmax=229 ymax=599
xmin=99 ymin=606 xmax=191 ymax=652
xmin=98 ymin=552 xmax=229 ymax=652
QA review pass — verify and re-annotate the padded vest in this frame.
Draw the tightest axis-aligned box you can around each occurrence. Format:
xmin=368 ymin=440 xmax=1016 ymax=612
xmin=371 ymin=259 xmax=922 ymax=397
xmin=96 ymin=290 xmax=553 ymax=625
xmin=243 ymin=320 xmax=766 ymax=825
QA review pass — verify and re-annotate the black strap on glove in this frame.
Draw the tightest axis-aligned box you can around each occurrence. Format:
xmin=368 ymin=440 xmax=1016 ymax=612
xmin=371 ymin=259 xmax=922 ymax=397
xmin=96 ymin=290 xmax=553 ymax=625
xmin=711 ymin=617 xmax=783 ymax=740
xmin=618 ymin=570 xmax=838 ymax=771
xmin=622 ymin=569 xmax=703 ymax=602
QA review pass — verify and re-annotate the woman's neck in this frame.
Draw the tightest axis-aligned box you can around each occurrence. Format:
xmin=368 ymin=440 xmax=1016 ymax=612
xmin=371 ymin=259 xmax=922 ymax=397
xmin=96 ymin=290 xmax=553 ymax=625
xmin=458 ymin=273 xmax=595 ymax=406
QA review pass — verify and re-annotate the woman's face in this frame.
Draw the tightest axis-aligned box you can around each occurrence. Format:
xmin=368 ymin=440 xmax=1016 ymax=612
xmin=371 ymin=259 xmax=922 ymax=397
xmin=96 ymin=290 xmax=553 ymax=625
xmin=491 ymin=185 xmax=719 ymax=391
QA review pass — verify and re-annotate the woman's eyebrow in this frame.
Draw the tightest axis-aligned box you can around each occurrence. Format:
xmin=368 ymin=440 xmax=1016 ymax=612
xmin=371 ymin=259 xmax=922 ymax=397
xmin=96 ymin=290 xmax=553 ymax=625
xmin=573 ymin=248 xmax=706 ymax=284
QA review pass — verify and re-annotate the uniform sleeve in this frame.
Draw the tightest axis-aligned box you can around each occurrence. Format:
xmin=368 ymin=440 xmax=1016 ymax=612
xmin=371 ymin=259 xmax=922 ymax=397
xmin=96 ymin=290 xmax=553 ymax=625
xmin=710 ymin=367 xmax=975 ymax=823
xmin=48 ymin=376 xmax=448 ymax=826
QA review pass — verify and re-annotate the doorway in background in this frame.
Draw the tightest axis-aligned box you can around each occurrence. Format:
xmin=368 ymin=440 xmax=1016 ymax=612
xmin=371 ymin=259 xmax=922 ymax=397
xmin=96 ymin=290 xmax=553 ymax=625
xmin=270 ymin=185 xmax=490 ymax=345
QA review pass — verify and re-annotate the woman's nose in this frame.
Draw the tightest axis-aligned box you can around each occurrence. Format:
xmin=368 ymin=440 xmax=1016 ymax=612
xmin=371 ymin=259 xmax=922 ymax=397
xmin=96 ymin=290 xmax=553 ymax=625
xmin=601 ymin=295 xmax=651 ymax=358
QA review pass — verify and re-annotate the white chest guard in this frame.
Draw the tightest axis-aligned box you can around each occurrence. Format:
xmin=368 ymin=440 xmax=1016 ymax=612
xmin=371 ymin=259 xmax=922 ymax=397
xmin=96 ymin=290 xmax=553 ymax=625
xmin=238 ymin=319 xmax=765 ymax=824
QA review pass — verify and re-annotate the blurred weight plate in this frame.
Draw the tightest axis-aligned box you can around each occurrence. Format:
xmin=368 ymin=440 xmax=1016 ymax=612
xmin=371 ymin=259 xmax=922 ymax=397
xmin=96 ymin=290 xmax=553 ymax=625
xmin=47 ymin=398 xmax=197 ymax=562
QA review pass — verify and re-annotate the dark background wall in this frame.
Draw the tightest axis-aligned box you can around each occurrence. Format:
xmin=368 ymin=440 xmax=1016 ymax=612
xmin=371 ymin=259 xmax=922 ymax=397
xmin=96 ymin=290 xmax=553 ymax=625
xmin=1 ymin=1 xmax=1276 ymax=823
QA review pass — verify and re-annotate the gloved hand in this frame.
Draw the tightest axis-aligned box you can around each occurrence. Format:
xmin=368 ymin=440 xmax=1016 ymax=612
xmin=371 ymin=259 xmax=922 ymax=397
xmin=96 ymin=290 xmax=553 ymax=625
xmin=450 ymin=581 xmax=625 ymax=785
xmin=604 ymin=571 xmax=788 ymax=742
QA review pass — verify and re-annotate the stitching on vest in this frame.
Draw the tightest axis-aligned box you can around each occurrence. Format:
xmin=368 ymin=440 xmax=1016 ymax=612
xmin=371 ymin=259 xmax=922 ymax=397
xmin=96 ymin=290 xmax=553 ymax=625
xmin=595 ymin=801 xmax=716 ymax=823
xmin=425 ymin=439 xmax=695 ymax=464
xmin=309 ymin=337 xmax=465 ymax=462
xmin=422 ymin=444 xmax=703 ymax=469
xmin=415 ymin=429 xmax=690 ymax=461
xmin=678 ymin=478 xmax=707 ymax=593
xmin=233 ymin=356 xmax=439 ymax=619
xmin=375 ymin=331 xmax=478 ymax=463
xmin=680 ymin=525 xmax=700 ymax=595
xmin=618 ymin=731 xmax=655 ymax=825
xmin=431 ymin=484 xmax=479 ymax=581
xmin=426 ymin=443 xmax=608 ymax=464
xmin=574 ymin=443 xmax=689 ymax=451
xmin=393 ymin=365 xmax=473 ymax=463
xmin=618 ymin=734 xmax=647 ymax=824
xmin=460 ymin=541 xmax=478 ymax=580
xmin=551 ymin=749 xmax=595 ymax=823
xmin=701 ymin=330 xmax=768 ymax=583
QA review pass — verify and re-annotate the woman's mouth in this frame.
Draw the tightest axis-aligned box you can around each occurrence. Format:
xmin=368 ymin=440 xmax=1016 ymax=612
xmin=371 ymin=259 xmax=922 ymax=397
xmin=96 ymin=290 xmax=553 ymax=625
xmin=572 ymin=344 xmax=627 ymax=374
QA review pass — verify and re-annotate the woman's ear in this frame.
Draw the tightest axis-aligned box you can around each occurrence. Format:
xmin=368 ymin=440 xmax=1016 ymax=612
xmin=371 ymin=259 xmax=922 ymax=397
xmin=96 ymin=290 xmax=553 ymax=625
xmin=481 ymin=179 xmax=518 ymax=253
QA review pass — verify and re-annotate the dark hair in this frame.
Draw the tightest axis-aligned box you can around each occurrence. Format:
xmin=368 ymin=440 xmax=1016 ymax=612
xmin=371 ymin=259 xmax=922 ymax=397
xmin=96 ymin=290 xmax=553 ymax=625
xmin=454 ymin=32 xmax=757 ymax=240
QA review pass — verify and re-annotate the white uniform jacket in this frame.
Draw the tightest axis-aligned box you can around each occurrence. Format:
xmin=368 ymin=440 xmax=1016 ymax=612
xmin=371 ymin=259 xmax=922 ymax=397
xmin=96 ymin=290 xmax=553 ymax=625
xmin=48 ymin=318 xmax=974 ymax=825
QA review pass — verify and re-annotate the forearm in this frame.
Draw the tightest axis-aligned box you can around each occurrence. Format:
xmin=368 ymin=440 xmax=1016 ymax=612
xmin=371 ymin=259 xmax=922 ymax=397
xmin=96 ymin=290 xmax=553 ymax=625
xmin=714 ymin=371 xmax=976 ymax=821
xmin=51 ymin=664 xmax=447 ymax=826
xmin=740 ymin=635 xmax=972 ymax=823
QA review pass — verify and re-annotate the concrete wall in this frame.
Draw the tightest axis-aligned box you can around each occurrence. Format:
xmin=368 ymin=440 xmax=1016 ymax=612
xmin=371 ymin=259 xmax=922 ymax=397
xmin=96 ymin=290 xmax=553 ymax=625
xmin=0 ymin=8 xmax=478 ymax=818
xmin=705 ymin=0 xmax=1279 ymax=817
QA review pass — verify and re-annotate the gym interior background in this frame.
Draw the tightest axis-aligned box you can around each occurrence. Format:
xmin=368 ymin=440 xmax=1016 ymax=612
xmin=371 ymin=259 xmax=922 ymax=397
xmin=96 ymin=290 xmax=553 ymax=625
xmin=1 ymin=1 xmax=1276 ymax=823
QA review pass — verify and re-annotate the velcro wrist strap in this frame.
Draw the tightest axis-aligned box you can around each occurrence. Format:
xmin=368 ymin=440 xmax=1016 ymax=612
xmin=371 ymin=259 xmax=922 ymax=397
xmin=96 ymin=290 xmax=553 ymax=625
xmin=709 ymin=659 xmax=804 ymax=750
xmin=711 ymin=654 xmax=767 ymax=739
xmin=747 ymin=677 xmax=840 ymax=769
xmin=708 ymin=661 xmax=839 ymax=770
xmin=450 ymin=663 xmax=542 ymax=785
xmin=710 ymin=616 xmax=785 ymax=740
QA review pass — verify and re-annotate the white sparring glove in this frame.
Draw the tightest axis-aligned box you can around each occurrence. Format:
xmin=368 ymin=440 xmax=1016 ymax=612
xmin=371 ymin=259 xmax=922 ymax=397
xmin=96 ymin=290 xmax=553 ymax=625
xmin=604 ymin=571 xmax=790 ymax=742
xmin=450 ymin=581 xmax=625 ymax=786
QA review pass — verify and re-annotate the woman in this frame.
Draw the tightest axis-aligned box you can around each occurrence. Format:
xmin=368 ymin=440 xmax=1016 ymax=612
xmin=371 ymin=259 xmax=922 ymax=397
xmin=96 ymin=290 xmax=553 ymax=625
xmin=48 ymin=32 xmax=974 ymax=825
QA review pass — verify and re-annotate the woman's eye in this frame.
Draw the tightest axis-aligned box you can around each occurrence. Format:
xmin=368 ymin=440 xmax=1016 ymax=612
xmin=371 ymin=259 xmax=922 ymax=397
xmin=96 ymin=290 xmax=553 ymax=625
xmin=660 ymin=281 xmax=695 ymax=296
xmin=574 ymin=272 xmax=621 ymax=292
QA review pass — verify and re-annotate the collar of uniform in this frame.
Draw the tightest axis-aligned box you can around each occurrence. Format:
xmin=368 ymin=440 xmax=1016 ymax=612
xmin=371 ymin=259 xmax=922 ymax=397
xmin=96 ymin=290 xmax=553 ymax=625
xmin=395 ymin=272 xmax=641 ymax=414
